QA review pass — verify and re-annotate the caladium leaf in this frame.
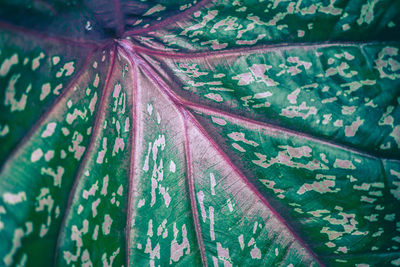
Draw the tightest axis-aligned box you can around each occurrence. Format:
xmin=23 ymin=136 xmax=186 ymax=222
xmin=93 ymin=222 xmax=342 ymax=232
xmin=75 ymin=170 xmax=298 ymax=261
xmin=0 ymin=1 xmax=399 ymax=267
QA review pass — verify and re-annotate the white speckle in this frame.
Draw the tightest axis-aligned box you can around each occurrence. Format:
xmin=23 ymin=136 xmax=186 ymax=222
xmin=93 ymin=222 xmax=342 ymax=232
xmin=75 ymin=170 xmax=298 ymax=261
xmin=152 ymin=135 xmax=165 ymax=161
xmin=287 ymin=88 xmax=300 ymax=104
xmin=89 ymin=92 xmax=97 ymax=115
xmin=248 ymin=237 xmax=255 ymax=246
xmin=211 ymin=116 xmax=227 ymax=126
xmin=212 ymin=256 xmax=218 ymax=267
xmin=232 ymin=143 xmax=246 ymax=152
xmin=164 ymin=192 xmax=171 ymax=208
xmin=138 ymin=199 xmax=145 ymax=208
xmin=0 ymin=124 xmax=9 ymax=137
xmin=40 ymin=166 xmax=64 ymax=187
xmin=39 ymin=224 xmax=49 ymax=238
xmin=92 ymin=198 xmax=100 ymax=217
xmin=3 ymin=227 xmax=28 ymax=265
xmin=391 ymin=126 xmax=400 ymax=148
xmin=250 ymin=245 xmax=261 ymax=259
xmin=113 ymin=83 xmax=121 ymax=98
xmin=147 ymin=104 xmax=153 ymax=115
xmin=216 ymin=242 xmax=232 ymax=267
xmin=117 ymin=185 xmax=123 ymax=196
xmin=238 ymin=235 xmax=244 ymax=250
xmin=392 ymin=258 xmax=400 ymax=266
xmin=143 ymin=143 xmax=152 ymax=171
xmin=170 ymin=223 xmax=190 ymax=263
xmin=32 ymin=52 xmax=45 ymax=71
xmin=102 ymin=247 xmax=120 ymax=267
xmin=197 ymin=191 xmax=207 ymax=222
xmin=157 ymin=219 xmax=166 ymax=236
xmin=209 ymin=206 xmax=215 ymax=241
xmin=56 ymin=62 xmax=75 ymax=77
xmin=93 ymin=73 xmax=100 ymax=88
xmin=61 ymin=127 xmax=70 ymax=136
xmin=85 ymin=21 xmax=93 ymax=31
xmin=92 ymin=225 xmax=99 ymax=240
xmin=253 ymin=222 xmax=258 ymax=234
xmin=334 ymin=159 xmax=356 ymax=169
xmin=96 ymin=138 xmax=107 ymax=164
xmin=124 ymin=117 xmax=130 ymax=132
xmin=77 ymin=205 xmax=84 ymax=214
xmin=0 ymin=54 xmax=19 ymax=77
xmin=210 ymin=173 xmax=216 ymax=195
xmin=55 ymin=206 xmax=60 ymax=218
xmin=144 ymin=238 xmax=160 ymax=262
xmin=345 ymin=117 xmax=364 ymax=137
xmin=169 ymin=160 xmax=176 ymax=173
xmin=83 ymin=181 xmax=99 ymax=199
xmin=143 ymin=4 xmax=166 ymax=16
xmin=112 ymin=137 xmax=125 ymax=156
xmin=81 ymin=249 xmax=92 ymax=267
xmin=31 ymin=148 xmax=43 ymax=162
xmin=150 ymin=177 xmax=157 ymax=207
xmin=157 ymin=113 xmax=161 ymax=124
xmin=53 ymin=84 xmax=63 ymax=95
xmin=40 ymin=83 xmax=51 ymax=101
xmin=41 ymin=122 xmax=57 ymax=138
xmin=227 ymin=199 xmax=234 ymax=212
xmin=205 ymin=93 xmax=223 ymax=102
xmin=102 ymin=214 xmax=112 ymax=235
xmin=52 ymin=56 xmax=60 ymax=65
xmin=147 ymin=219 xmax=153 ymax=237
xmin=5 ymin=74 xmax=27 ymax=112
xmin=68 ymin=132 xmax=86 ymax=160
xmin=15 ymin=253 xmax=27 ymax=267
xmin=35 ymin=188 xmax=53 ymax=213
xmin=66 ymin=108 xmax=87 ymax=125
xmin=3 ymin=192 xmax=26 ymax=205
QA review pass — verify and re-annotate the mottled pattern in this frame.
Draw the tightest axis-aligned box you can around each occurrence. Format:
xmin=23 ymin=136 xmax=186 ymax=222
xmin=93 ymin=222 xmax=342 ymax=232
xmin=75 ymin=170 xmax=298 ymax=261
xmin=129 ymin=0 xmax=400 ymax=51
xmin=122 ymin=0 xmax=200 ymax=31
xmin=0 ymin=48 xmax=111 ymax=266
xmin=191 ymin=108 xmax=400 ymax=266
xmin=0 ymin=0 xmax=203 ymax=40
xmin=57 ymin=49 xmax=132 ymax=267
xmin=144 ymin=43 xmax=400 ymax=158
xmin=186 ymin=117 xmax=317 ymax=266
xmin=0 ymin=0 xmax=399 ymax=266
xmin=127 ymin=64 xmax=202 ymax=266
xmin=0 ymin=29 xmax=93 ymax=163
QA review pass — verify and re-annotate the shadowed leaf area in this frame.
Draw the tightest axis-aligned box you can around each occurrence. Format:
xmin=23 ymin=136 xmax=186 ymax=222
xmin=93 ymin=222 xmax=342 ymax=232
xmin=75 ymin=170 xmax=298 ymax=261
xmin=0 ymin=0 xmax=399 ymax=266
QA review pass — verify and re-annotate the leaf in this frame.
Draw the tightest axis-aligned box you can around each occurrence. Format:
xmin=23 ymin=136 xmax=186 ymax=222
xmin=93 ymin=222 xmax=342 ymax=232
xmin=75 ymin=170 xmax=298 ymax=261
xmin=0 ymin=1 xmax=399 ymax=266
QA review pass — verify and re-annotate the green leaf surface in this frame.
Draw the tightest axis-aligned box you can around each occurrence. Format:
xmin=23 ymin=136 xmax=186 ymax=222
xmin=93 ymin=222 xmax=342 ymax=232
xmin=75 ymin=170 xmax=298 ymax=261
xmin=0 ymin=0 xmax=399 ymax=266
